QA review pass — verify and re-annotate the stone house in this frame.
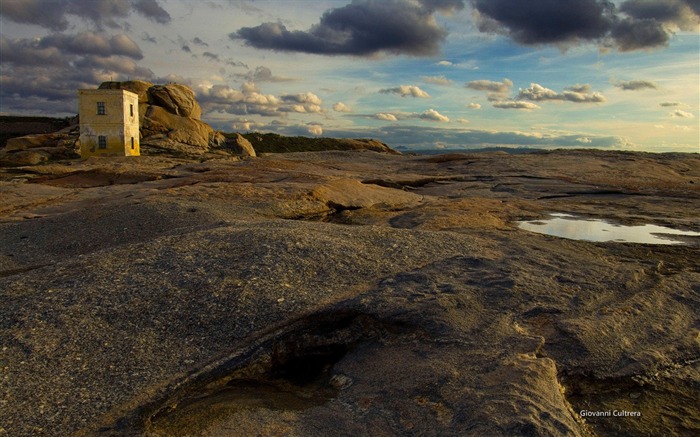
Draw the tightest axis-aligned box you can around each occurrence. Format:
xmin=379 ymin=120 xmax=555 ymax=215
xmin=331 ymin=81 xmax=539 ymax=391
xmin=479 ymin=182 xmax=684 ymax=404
xmin=78 ymin=89 xmax=140 ymax=157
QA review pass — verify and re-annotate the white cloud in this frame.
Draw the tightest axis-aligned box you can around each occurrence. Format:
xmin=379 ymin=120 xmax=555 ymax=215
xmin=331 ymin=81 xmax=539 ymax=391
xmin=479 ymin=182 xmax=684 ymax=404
xmin=333 ymin=102 xmax=352 ymax=112
xmin=518 ymin=83 xmax=605 ymax=103
xmin=437 ymin=60 xmax=453 ymax=66
xmin=379 ymin=85 xmax=430 ymax=98
xmin=307 ymin=123 xmax=323 ymax=135
xmin=468 ymin=103 xmax=481 ymax=109
xmin=492 ymin=101 xmax=541 ymax=110
xmin=375 ymin=113 xmax=399 ymax=121
xmin=420 ymin=109 xmax=450 ymax=122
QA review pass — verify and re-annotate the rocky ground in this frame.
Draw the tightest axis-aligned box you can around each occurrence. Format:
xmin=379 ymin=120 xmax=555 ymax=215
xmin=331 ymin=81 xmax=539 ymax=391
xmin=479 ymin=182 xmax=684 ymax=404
xmin=0 ymin=149 xmax=698 ymax=436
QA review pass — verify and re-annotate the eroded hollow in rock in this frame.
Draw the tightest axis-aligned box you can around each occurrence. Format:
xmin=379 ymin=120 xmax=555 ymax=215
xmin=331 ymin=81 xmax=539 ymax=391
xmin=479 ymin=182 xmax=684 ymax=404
xmin=140 ymin=311 xmax=403 ymax=436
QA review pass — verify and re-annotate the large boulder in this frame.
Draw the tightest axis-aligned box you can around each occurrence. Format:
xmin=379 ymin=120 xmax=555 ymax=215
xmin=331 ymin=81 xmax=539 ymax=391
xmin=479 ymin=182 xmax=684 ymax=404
xmin=148 ymin=84 xmax=202 ymax=119
xmin=99 ymin=80 xmax=152 ymax=103
xmin=98 ymin=81 xmax=222 ymax=155
xmin=226 ymin=133 xmax=256 ymax=158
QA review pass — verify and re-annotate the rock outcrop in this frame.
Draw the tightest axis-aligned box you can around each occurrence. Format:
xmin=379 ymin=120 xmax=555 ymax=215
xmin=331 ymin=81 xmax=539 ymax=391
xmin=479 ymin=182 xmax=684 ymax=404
xmin=99 ymin=81 xmax=222 ymax=155
xmin=0 ymin=127 xmax=80 ymax=166
xmin=1 ymin=150 xmax=698 ymax=436
xmin=0 ymin=82 xmax=231 ymax=165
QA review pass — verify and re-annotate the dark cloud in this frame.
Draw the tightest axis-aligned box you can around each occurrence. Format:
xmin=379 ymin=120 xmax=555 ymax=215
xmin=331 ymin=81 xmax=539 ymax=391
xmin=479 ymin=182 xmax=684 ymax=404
xmin=470 ymin=0 xmax=700 ymax=52
xmin=620 ymin=0 xmax=699 ymax=31
xmin=659 ymin=102 xmax=681 ymax=107
xmin=0 ymin=0 xmax=170 ymax=31
xmin=192 ymin=37 xmax=209 ymax=47
xmin=202 ymin=52 xmax=220 ymax=61
xmin=141 ymin=32 xmax=158 ymax=44
xmin=181 ymin=45 xmax=192 ymax=53
xmin=518 ymin=83 xmax=605 ymax=103
xmin=1 ymin=32 xmax=153 ymax=115
xmin=132 ymin=0 xmax=171 ymax=24
xmin=233 ymin=0 xmax=460 ymax=57
xmin=39 ymin=32 xmax=143 ymax=59
xmin=615 ymin=80 xmax=658 ymax=90
xmin=472 ymin=0 xmax=613 ymax=45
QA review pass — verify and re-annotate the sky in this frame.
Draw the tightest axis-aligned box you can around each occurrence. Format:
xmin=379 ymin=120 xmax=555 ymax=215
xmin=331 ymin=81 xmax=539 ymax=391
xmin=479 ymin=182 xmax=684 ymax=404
xmin=1 ymin=0 xmax=698 ymax=152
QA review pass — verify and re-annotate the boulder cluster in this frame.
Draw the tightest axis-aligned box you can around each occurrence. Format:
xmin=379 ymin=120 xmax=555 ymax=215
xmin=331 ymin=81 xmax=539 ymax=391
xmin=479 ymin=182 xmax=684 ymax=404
xmin=99 ymin=80 xmax=230 ymax=156
xmin=0 ymin=81 xmax=256 ymax=166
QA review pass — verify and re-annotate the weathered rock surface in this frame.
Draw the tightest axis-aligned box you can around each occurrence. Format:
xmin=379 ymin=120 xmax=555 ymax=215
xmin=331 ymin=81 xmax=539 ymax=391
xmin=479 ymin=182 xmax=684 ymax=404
xmin=0 ymin=128 xmax=80 ymax=166
xmin=0 ymin=149 xmax=698 ymax=437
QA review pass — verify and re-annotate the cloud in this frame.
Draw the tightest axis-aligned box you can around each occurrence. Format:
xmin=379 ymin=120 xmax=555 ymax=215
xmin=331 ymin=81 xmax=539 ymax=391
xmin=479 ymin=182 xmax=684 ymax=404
xmin=437 ymin=60 xmax=454 ymax=66
xmin=421 ymin=75 xmax=453 ymax=85
xmin=307 ymin=123 xmax=323 ymax=136
xmin=194 ymin=82 xmax=325 ymax=117
xmin=375 ymin=113 xmax=399 ymax=122
xmin=233 ymin=0 xmax=464 ymax=57
xmin=467 ymin=103 xmax=481 ymax=109
xmin=466 ymin=78 xmax=513 ymax=93
xmin=671 ymin=110 xmax=694 ymax=118
xmin=420 ymin=108 xmax=450 ymax=122
xmin=615 ymin=80 xmax=658 ymax=90
xmin=192 ymin=37 xmax=209 ymax=47
xmin=333 ymin=102 xmax=352 ymax=112
xmin=492 ymin=101 xmax=541 ymax=110
xmin=132 ymin=0 xmax=171 ymax=24
xmin=518 ymin=83 xmax=606 ymax=103
xmin=371 ymin=109 xmax=449 ymax=122
xmin=659 ymin=102 xmax=682 ymax=107
xmin=379 ymin=85 xmax=431 ymax=98
xmin=619 ymin=0 xmax=700 ymax=31
xmin=470 ymin=0 xmax=700 ymax=52
xmin=465 ymin=78 xmax=513 ymax=101
xmin=202 ymin=52 xmax=220 ymax=61
xmin=0 ymin=0 xmax=171 ymax=31
xmin=38 ymin=32 xmax=143 ymax=59
xmin=0 ymin=31 xmax=154 ymax=114
xmin=238 ymin=66 xmax=297 ymax=83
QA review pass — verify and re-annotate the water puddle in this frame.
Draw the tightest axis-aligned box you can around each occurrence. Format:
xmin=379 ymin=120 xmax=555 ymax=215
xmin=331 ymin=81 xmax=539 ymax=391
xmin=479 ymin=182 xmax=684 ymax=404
xmin=518 ymin=213 xmax=700 ymax=245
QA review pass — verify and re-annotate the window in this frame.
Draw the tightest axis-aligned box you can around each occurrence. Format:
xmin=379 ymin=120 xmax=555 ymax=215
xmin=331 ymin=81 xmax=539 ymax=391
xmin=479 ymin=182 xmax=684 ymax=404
xmin=131 ymin=137 xmax=135 ymax=150
xmin=97 ymin=101 xmax=106 ymax=115
xmin=98 ymin=136 xmax=107 ymax=149
xmin=130 ymin=104 xmax=134 ymax=117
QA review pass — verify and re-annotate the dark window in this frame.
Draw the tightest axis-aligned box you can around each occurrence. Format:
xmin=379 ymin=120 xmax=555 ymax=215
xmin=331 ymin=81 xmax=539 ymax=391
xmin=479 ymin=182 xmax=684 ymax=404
xmin=130 ymin=104 xmax=134 ymax=117
xmin=98 ymin=136 xmax=107 ymax=149
xmin=97 ymin=101 xmax=106 ymax=115
xmin=131 ymin=137 xmax=135 ymax=150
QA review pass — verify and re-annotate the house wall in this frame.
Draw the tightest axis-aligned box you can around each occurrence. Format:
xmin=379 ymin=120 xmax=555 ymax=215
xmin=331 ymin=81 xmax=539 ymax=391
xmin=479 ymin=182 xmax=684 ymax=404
xmin=78 ymin=89 xmax=140 ymax=157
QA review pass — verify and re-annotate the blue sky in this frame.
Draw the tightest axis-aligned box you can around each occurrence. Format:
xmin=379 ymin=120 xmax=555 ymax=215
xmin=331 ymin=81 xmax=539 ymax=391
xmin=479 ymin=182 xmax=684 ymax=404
xmin=1 ymin=0 xmax=698 ymax=152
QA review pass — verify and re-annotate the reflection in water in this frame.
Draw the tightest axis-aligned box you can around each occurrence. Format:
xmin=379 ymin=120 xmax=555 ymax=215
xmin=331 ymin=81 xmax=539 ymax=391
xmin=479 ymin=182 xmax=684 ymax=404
xmin=518 ymin=213 xmax=700 ymax=245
